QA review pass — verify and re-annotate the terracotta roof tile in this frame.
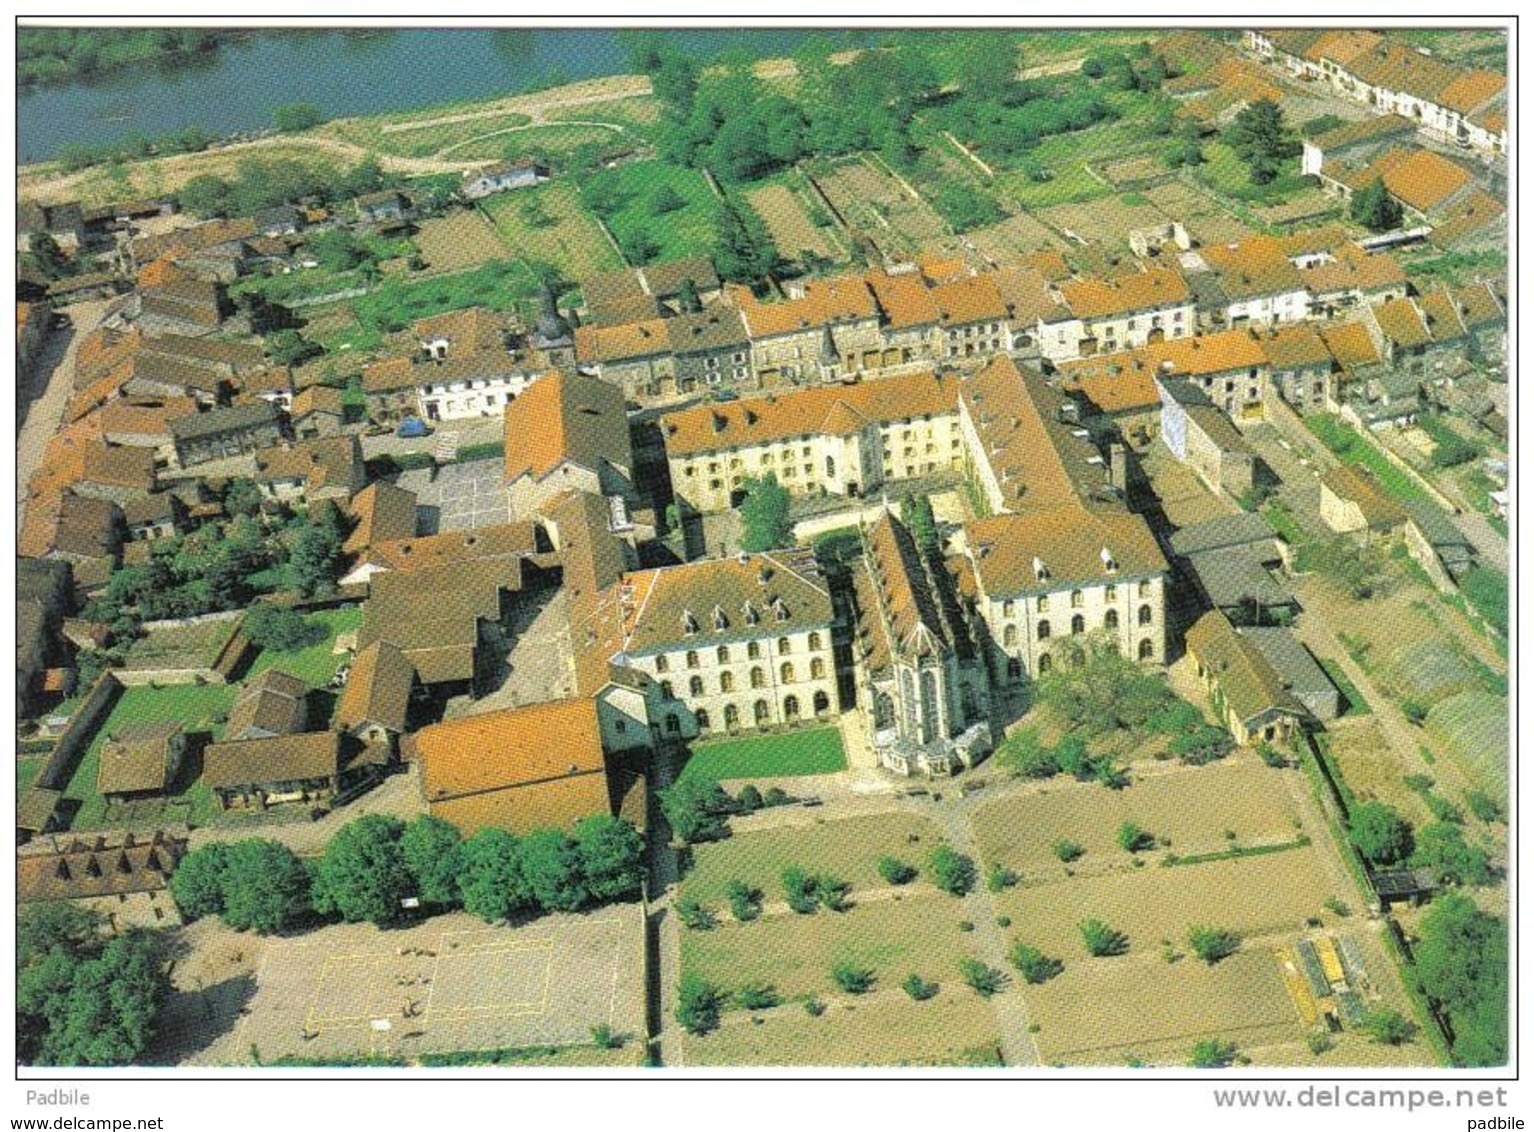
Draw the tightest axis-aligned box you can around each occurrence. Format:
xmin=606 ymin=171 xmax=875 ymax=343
xmin=503 ymin=370 xmax=631 ymax=483
xmin=929 ymin=273 xmax=1009 ymax=327
xmin=1058 ymin=267 xmax=1189 ymax=319
xmin=735 ymin=274 xmax=878 ymax=338
xmin=660 ymin=370 xmax=958 ymax=458
xmin=966 ymin=506 xmax=1166 ymax=597
xmin=863 ymin=268 xmax=941 ymax=329
xmin=334 ymin=640 xmax=415 ymax=734
xmin=343 ymin=481 xmax=419 ymax=555
xmin=1318 ymin=321 xmax=1382 ymax=371
xmin=418 ymin=698 xmax=604 ymax=800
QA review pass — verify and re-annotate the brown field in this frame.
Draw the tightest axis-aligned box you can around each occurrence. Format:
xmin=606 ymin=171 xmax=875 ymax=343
xmin=1254 ymin=189 xmax=1341 ymax=229
xmin=414 ymin=209 xmax=513 ymax=273
xmin=166 ymin=908 xmax=644 ymax=1067
xmin=1097 ymin=154 xmax=1171 ymax=187
xmin=1026 ymin=948 xmax=1299 ymax=1064
xmin=812 ymin=155 xmax=948 ymax=258
xmin=746 ymin=181 xmax=846 ymax=264
xmin=683 ymin=988 xmax=1001 ymax=1067
xmin=967 ymin=210 xmax=1067 ymax=265
xmin=1323 ymin=719 xmax=1435 ymax=824
xmin=1039 ymin=195 xmax=1168 ymax=251
xmin=482 ymin=181 xmax=623 ymax=278
xmin=681 ymin=892 xmax=977 ymax=1004
xmin=681 ymin=809 xmax=942 ymax=906
xmin=972 ymin=759 xmax=1303 ymax=882
xmin=1142 ymin=181 xmax=1254 ymax=246
xmin=992 ymin=849 xmax=1343 ymax=960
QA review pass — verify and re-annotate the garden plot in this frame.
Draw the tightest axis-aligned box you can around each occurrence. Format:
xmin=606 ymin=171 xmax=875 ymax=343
xmin=414 ymin=209 xmax=514 ymax=273
xmin=746 ymin=181 xmax=847 ymax=265
xmin=810 ymin=155 xmax=949 ymax=259
xmin=1038 ymin=194 xmax=1169 ymax=251
xmin=1142 ymin=181 xmax=1254 ymax=247
xmin=966 ymin=210 xmax=1067 ymax=266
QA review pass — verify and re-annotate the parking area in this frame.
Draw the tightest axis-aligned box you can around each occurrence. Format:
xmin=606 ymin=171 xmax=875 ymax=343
xmin=399 ymin=458 xmax=512 ymax=532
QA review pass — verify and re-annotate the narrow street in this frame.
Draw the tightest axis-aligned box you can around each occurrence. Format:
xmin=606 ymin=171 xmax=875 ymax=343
xmin=17 ymin=298 xmax=115 ymax=531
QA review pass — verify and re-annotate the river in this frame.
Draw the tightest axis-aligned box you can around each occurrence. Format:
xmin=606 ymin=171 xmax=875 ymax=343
xmin=18 ymin=27 xmax=873 ymax=164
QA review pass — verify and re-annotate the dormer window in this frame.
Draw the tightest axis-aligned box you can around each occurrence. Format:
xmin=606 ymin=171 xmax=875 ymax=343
xmin=712 ymin=604 xmax=728 ymax=631
xmin=1033 ymin=556 xmax=1049 ymax=583
xmin=772 ymin=596 xmax=789 ymax=622
xmin=742 ymin=601 xmax=760 ymax=625
xmin=1100 ymin=547 xmax=1118 ymax=573
xmin=682 ymin=610 xmax=700 ymax=635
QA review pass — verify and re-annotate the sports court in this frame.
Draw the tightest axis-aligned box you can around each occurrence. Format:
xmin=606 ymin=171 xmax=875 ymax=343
xmin=236 ymin=907 xmax=643 ymax=1063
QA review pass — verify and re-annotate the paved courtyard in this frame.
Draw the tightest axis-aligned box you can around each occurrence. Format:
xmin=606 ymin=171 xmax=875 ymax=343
xmin=399 ymin=458 xmax=513 ymax=532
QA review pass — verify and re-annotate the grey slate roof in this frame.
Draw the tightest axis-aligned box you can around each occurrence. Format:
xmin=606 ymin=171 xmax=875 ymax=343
xmin=1241 ymin=626 xmax=1341 ymax=722
xmin=168 ymin=400 xmax=279 ymax=441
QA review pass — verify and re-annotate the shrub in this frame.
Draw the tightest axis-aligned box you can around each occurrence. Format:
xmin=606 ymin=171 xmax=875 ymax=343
xmin=958 ymin=959 xmax=1006 ymax=998
xmin=877 ymin=856 xmax=917 ymax=885
xmin=813 ymin=874 xmax=850 ymax=912
xmin=986 ymin=863 xmax=1017 ymax=892
xmin=929 ymin=845 xmax=977 ymax=896
xmin=675 ymin=976 xmax=721 ymax=1035
xmin=1466 ymin=790 xmax=1504 ymax=824
xmin=831 ymin=963 xmax=874 ymax=994
xmin=1186 ymin=925 xmax=1240 ymax=965
xmin=243 ymin=604 xmax=325 ymax=652
xmin=1362 ymin=1008 xmax=1415 ymax=1046
xmin=677 ymin=898 xmax=715 ymax=930
xmin=997 ymin=726 xmax=1056 ymax=778
xmin=902 ymin=973 xmax=937 ymax=1001
xmin=735 ymin=984 xmax=781 ymax=1010
xmin=1116 ymin=822 xmax=1154 ymax=853
xmin=1349 ymin=801 xmax=1414 ymax=865
xmin=958 ymin=920 xmax=975 ymax=932
xmin=1256 ymin=742 xmax=1287 ymax=768
xmin=1169 ymin=724 xmax=1234 ymax=765
xmin=590 ymin=1023 xmax=619 ymax=1049
xmin=1306 ymin=1030 xmax=1333 ymax=1056
xmin=763 ymin=787 xmax=792 ymax=807
xmin=782 ymin=867 xmax=818 ymax=914
xmin=1080 ymin=918 xmax=1129 ymax=957
xmin=804 ymin=998 xmax=825 ymax=1017
xmin=1190 ymin=1039 xmax=1238 ymax=1068
xmin=1051 ymin=839 xmax=1084 ymax=863
xmin=737 ymin=784 xmax=763 ymax=812
xmin=1008 ymin=943 xmax=1063 ymax=984
xmin=725 ymin=880 xmax=760 ymax=922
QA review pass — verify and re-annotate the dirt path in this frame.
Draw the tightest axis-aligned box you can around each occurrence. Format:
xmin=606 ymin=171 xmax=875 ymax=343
xmin=434 ymin=119 xmax=625 ymax=159
xmin=376 ymin=75 xmax=653 ymax=134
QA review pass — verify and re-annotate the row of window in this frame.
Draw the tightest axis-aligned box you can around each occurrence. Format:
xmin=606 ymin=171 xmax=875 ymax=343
xmin=1005 ymin=636 xmax=1157 ymax=677
xmin=999 ymin=580 xmax=1153 ymax=617
xmin=693 ymin=691 xmax=832 ymax=731
xmin=656 ymin=634 xmax=825 ymax=672
xmin=661 ymin=658 xmax=828 ymax=697
xmin=1001 ymin=604 xmax=1153 ymax=645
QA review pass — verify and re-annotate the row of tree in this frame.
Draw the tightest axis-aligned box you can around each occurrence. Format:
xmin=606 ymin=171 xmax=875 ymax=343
xmin=171 ymin=813 xmax=646 ymax=933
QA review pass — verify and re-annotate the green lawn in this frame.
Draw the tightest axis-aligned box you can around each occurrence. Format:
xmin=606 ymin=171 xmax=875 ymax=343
xmin=1193 ymin=142 xmax=1311 ymax=205
xmin=1305 ymin=415 xmax=1429 ymax=506
xmin=680 ymin=726 xmax=847 ymax=782
xmin=1260 ymin=502 xmax=1306 ymax=546
xmin=346 ymin=259 xmax=542 ymax=344
xmin=18 ymin=756 xmax=46 ymax=794
xmin=247 ymin=607 xmax=364 ymax=687
xmin=582 ymin=159 xmax=719 ymax=264
xmin=59 ymin=683 xmax=239 ymax=831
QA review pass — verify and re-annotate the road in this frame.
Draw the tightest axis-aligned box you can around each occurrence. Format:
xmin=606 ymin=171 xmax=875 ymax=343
xmin=17 ymin=298 xmax=115 ymax=531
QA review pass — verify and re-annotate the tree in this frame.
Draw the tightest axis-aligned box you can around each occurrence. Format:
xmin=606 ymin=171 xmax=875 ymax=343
xmin=1349 ymin=801 xmax=1414 ymax=865
xmin=457 ymin=829 xmax=529 ymax=922
xmin=736 ymin=784 xmax=763 ymax=812
xmin=1362 ymin=1008 xmax=1415 ymax=1046
xmin=1412 ymin=821 xmax=1492 ymax=886
xmin=1350 ymin=176 xmax=1403 ymax=233
xmin=958 ymin=958 xmax=1006 ymax=997
xmin=877 ymin=856 xmax=917 ymax=885
xmin=658 ymin=776 xmax=733 ymax=843
xmin=711 ymin=198 xmax=776 ymax=286
xmin=169 ymin=843 xmax=229 ymax=921
xmin=311 ymin=815 xmax=412 ymax=925
xmin=223 ymin=476 xmax=264 ymax=519
xmin=176 ymin=173 xmax=233 ymax=218
xmin=1223 ymin=99 xmax=1295 ymax=185
xmin=220 ymin=839 xmax=311 ymax=934
xmin=831 ymin=962 xmax=874 ymax=994
xmin=676 ymin=276 xmax=703 ymax=313
xmin=1036 ymin=636 xmax=1176 ymax=736
xmin=242 ymin=604 xmax=324 ymax=652
xmin=649 ymin=184 xmax=687 ymax=215
xmin=1415 ymin=893 xmax=1506 ymax=1066
xmin=1052 ymin=839 xmax=1084 ymax=863
xmin=928 ymin=845 xmax=977 ymax=896
xmin=1115 ymin=822 xmax=1153 ymax=853
xmin=1307 ymin=535 xmax=1388 ymax=600
xmin=957 ymin=33 xmax=1022 ymax=95
xmin=1186 ymin=925 xmax=1240 ymax=965
xmin=1080 ymin=918 xmax=1128 ymax=957
xmin=782 ymin=866 xmax=818 ymax=914
xmin=725 ymin=880 xmax=760 ymax=922
xmin=288 ymin=503 xmax=347 ymax=598
xmin=737 ymin=474 xmax=793 ymax=553
xmin=675 ymin=975 xmax=720 ymax=1035
xmin=264 ymin=329 xmax=323 ymax=368
xmin=997 ymin=727 xmax=1057 ymax=778
xmin=1008 ymin=943 xmax=1064 ymax=984
xmin=21 ymin=231 xmax=73 ymax=281
xmin=1189 ymin=1038 xmax=1238 ymax=1068
xmin=1169 ymin=723 xmax=1234 ymax=766
xmin=621 ymin=228 xmax=661 ymax=265
xmin=903 ymin=972 xmax=937 ymax=1001
xmin=400 ymin=815 xmax=464 ymax=909
xmin=518 ymin=829 xmax=588 ymax=913
xmin=273 ymin=101 xmax=327 ymax=133
xmin=573 ymin=815 xmax=645 ymax=903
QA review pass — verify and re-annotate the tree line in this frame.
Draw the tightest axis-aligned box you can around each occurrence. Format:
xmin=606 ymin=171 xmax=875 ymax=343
xmin=171 ymin=812 xmax=646 ymax=934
